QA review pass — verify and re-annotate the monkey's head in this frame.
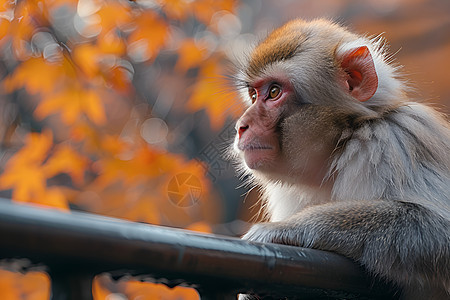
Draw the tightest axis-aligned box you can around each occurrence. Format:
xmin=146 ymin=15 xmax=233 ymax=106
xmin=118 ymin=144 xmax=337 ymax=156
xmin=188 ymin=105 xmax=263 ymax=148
xmin=233 ymin=19 xmax=406 ymax=186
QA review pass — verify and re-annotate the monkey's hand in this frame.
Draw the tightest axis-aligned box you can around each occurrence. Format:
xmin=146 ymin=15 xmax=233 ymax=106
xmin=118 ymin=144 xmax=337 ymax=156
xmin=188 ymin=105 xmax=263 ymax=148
xmin=242 ymin=222 xmax=298 ymax=245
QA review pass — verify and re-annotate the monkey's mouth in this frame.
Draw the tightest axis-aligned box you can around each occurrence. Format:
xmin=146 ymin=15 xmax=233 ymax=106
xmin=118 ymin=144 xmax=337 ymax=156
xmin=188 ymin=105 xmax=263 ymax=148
xmin=238 ymin=144 xmax=273 ymax=151
xmin=237 ymin=142 xmax=277 ymax=170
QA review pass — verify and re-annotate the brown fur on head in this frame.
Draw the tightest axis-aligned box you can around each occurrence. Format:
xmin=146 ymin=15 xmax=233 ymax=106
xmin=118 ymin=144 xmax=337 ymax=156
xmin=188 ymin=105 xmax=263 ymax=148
xmin=246 ymin=19 xmax=309 ymax=78
xmin=237 ymin=19 xmax=405 ymax=113
xmin=246 ymin=19 xmax=355 ymax=76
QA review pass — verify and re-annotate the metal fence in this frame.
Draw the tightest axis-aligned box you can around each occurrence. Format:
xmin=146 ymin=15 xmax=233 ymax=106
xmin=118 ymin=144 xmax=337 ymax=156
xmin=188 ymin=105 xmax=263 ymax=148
xmin=0 ymin=199 xmax=398 ymax=299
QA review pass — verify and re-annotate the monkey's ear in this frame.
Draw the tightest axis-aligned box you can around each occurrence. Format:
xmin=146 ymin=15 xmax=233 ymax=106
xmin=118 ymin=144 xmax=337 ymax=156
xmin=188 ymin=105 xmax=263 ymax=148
xmin=339 ymin=46 xmax=378 ymax=102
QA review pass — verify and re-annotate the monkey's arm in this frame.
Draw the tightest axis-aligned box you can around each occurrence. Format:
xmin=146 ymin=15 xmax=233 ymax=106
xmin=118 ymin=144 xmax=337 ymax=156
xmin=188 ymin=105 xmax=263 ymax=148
xmin=243 ymin=200 xmax=450 ymax=290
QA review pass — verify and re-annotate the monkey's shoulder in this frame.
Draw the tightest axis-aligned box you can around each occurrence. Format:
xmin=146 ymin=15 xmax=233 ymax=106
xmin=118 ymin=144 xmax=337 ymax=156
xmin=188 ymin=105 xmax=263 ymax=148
xmin=331 ymin=103 xmax=450 ymax=215
xmin=343 ymin=103 xmax=450 ymax=164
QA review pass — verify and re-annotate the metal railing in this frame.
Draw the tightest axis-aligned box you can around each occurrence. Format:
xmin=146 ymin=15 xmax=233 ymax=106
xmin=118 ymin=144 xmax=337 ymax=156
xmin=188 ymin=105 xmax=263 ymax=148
xmin=0 ymin=199 xmax=398 ymax=299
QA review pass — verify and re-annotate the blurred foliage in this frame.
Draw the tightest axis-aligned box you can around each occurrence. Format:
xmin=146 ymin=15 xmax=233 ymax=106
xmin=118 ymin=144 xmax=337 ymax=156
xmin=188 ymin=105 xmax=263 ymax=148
xmin=0 ymin=269 xmax=50 ymax=299
xmin=93 ymin=273 xmax=200 ymax=300
xmin=0 ymin=0 xmax=241 ymax=298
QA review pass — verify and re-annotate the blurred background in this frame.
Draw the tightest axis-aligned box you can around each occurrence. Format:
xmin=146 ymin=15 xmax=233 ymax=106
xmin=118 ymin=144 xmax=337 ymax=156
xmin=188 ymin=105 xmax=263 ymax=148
xmin=0 ymin=0 xmax=449 ymax=299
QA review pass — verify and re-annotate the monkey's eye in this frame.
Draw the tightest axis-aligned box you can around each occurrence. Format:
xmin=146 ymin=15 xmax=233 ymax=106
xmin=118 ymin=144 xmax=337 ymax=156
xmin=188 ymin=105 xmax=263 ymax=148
xmin=268 ymin=85 xmax=281 ymax=99
xmin=248 ymin=88 xmax=257 ymax=103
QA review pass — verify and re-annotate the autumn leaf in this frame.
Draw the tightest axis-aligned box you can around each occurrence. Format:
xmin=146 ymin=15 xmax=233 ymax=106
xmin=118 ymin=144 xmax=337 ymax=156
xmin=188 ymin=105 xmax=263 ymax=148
xmin=0 ymin=131 xmax=69 ymax=209
xmin=0 ymin=269 xmax=50 ymax=300
xmin=92 ymin=275 xmax=111 ymax=300
xmin=47 ymin=0 xmax=78 ymax=8
xmin=93 ymin=141 xmax=210 ymax=206
xmin=157 ymin=0 xmax=191 ymax=21
xmin=95 ymin=1 xmax=132 ymax=35
xmin=0 ymin=163 xmax=48 ymax=203
xmin=3 ymin=57 xmax=65 ymax=95
xmin=0 ymin=130 xmax=74 ymax=210
xmin=127 ymin=11 xmax=169 ymax=62
xmin=72 ymin=37 xmax=127 ymax=80
xmin=119 ymin=195 xmax=161 ymax=224
xmin=44 ymin=144 xmax=89 ymax=185
xmin=100 ymin=134 xmax=126 ymax=156
xmin=35 ymin=86 xmax=106 ymax=125
xmin=0 ymin=269 xmax=18 ymax=299
xmin=191 ymin=0 xmax=236 ymax=24
xmin=175 ymin=39 xmax=209 ymax=72
xmin=0 ymin=18 xmax=9 ymax=44
xmin=98 ymin=30 xmax=126 ymax=55
xmin=2 ymin=130 xmax=53 ymax=168
xmin=105 ymin=65 xmax=133 ymax=94
xmin=0 ymin=0 xmax=13 ymax=13
xmin=37 ymin=186 xmax=70 ymax=210
xmin=93 ymin=274 xmax=199 ymax=300
xmin=187 ymin=57 xmax=242 ymax=130
xmin=8 ymin=5 xmax=35 ymax=59
xmin=72 ymin=43 xmax=101 ymax=78
xmin=186 ymin=221 xmax=212 ymax=233
xmin=124 ymin=281 xmax=200 ymax=300
xmin=93 ymin=146 xmax=174 ymax=188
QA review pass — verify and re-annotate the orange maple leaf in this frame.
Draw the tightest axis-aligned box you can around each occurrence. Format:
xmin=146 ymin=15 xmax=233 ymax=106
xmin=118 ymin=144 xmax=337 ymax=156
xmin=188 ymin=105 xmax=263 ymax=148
xmin=72 ymin=37 xmax=127 ymax=80
xmin=0 ymin=269 xmax=50 ymax=300
xmin=93 ymin=141 xmax=210 ymax=202
xmin=93 ymin=275 xmax=111 ymax=300
xmin=72 ymin=43 xmax=101 ymax=78
xmin=98 ymin=30 xmax=126 ymax=55
xmin=120 ymin=195 xmax=161 ymax=224
xmin=175 ymin=39 xmax=209 ymax=72
xmin=124 ymin=281 xmax=199 ymax=300
xmin=187 ymin=58 xmax=242 ymax=130
xmin=46 ymin=0 xmax=78 ymax=7
xmin=186 ymin=221 xmax=212 ymax=233
xmin=93 ymin=274 xmax=199 ymax=300
xmin=36 ymin=186 xmax=70 ymax=210
xmin=0 ymin=18 xmax=9 ymax=45
xmin=191 ymin=0 xmax=236 ymax=24
xmin=96 ymin=1 xmax=132 ymax=35
xmin=2 ymin=130 xmax=53 ymax=168
xmin=99 ymin=134 xmax=126 ymax=156
xmin=0 ymin=131 xmax=69 ymax=209
xmin=0 ymin=131 xmax=72 ymax=210
xmin=105 ymin=65 xmax=133 ymax=94
xmin=3 ymin=57 xmax=65 ymax=95
xmin=157 ymin=0 xmax=191 ymax=21
xmin=44 ymin=144 xmax=89 ymax=185
xmin=0 ymin=163 xmax=48 ymax=203
xmin=7 ymin=2 xmax=36 ymax=59
xmin=93 ymin=146 xmax=171 ymax=188
xmin=34 ymin=86 xmax=106 ymax=125
xmin=0 ymin=0 xmax=13 ymax=13
xmin=127 ymin=11 xmax=169 ymax=62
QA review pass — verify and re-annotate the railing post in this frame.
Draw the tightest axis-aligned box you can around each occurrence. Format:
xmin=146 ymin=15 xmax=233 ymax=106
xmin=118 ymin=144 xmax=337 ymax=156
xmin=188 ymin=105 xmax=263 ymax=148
xmin=50 ymin=271 xmax=94 ymax=300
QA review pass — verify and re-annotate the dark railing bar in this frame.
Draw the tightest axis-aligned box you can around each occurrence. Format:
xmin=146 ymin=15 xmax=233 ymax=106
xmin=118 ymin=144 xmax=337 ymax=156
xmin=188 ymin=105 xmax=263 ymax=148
xmin=0 ymin=199 xmax=397 ymax=299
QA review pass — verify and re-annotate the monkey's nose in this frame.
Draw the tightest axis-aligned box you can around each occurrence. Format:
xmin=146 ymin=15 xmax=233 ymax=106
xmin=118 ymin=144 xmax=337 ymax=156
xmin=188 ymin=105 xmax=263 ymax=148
xmin=238 ymin=125 xmax=249 ymax=139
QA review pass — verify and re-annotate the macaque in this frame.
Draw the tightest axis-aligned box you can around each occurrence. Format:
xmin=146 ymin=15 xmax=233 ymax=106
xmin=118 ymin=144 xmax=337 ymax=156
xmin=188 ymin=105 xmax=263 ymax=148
xmin=232 ymin=19 xmax=450 ymax=299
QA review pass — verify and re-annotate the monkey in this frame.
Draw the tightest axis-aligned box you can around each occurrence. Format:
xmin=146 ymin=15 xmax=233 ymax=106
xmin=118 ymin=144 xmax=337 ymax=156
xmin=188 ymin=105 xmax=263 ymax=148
xmin=231 ymin=19 xmax=450 ymax=300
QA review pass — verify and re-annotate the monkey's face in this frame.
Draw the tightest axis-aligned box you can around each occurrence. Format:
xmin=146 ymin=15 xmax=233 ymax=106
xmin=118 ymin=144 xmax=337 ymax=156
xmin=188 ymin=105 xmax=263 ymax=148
xmin=233 ymin=72 xmax=342 ymax=186
xmin=234 ymin=72 xmax=295 ymax=175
